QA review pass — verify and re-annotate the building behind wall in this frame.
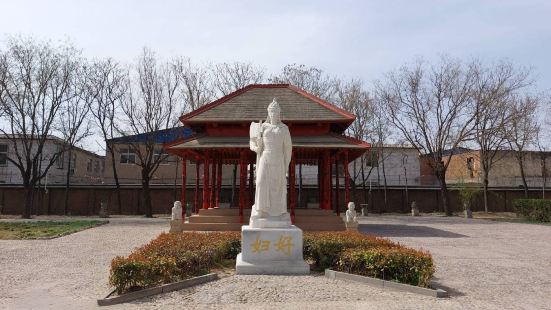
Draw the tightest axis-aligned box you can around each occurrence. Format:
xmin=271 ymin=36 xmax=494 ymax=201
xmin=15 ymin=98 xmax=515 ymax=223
xmin=443 ymin=148 xmax=551 ymax=187
xmin=349 ymin=145 xmax=421 ymax=187
xmin=0 ymin=135 xmax=104 ymax=185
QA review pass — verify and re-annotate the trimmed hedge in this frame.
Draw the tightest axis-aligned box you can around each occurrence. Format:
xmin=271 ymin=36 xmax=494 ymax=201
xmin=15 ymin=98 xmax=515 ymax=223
xmin=110 ymin=231 xmax=435 ymax=293
xmin=109 ymin=232 xmax=240 ymax=294
xmin=512 ymin=199 xmax=551 ymax=222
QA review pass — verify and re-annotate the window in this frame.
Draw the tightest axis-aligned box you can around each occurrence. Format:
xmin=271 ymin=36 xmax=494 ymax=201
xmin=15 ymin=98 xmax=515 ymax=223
xmin=120 ymin=148 xmax=136 ymax=164
xmin=86 ymin=158 xmax=93 ymax=172
xmin=364 ymin=151 xmax=379 ymax=167
xmin=93 ymin=160 xmax=100 ymax=173
xmin=70 ymin=153 xmax=77 ymax=175
xmin=0 ymin=144 xmax=7 ymax=166
xmin=154 ymin=150 xmax=170 ymax=165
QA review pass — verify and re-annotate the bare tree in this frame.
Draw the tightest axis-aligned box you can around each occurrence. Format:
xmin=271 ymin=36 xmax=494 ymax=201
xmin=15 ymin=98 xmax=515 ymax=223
xmin=0 ymin=37 xmax=81 ymax=218
xmin=270 ymin=64 xmax=338 ymax=101
xmin=87 ymin=58 xmax=128 ymax=213
xmin=376 ymin=57 xmax=477 ymax=215
xmin=175 ymin=58 xmax=214 ymax=112
xmin=57 ymin=64 xmax=92 ymax=215
xmin=335 ymin=79 xmax=373 ymax=206
xmin=212 ymin=62 xmax=264 ymax=96
xmin=506 ymin=94 xmax=540 ymax=198
xmin=118 ymin=48 xmax=182 ymax=217
xmin=471 ymin=61 xmax=531 ymax=211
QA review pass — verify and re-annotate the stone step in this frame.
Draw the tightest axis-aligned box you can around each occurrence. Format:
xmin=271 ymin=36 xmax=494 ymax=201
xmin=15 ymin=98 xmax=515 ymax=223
xmin=182 ymin=222 xmax=345 ymax=232
xmin=197 ymin=208 xmax=338 ymax=216
xmin=183 ymin=222 xmax=243 ymax=231
xmin=189 ymin=215 xmax=242 ymax=223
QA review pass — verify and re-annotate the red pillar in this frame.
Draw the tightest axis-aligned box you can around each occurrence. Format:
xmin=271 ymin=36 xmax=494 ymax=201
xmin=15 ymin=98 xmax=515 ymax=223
xmin=335 ymin=154 xmax=340 ymax=216
xmin=202 ymin=151 xmax=210 ymax=209
xmin=289 ymin=153 xmax=296 ymax=223
xmin=248 ymin=163 xmax=254 ymax=208
xmin=210 ymin=153 xmax=217 ymax=209
xmin=322 ymin=150 xmax=331 ymax=210
xmin=194 ymin=158 xmax=200 ymax=214
xmin=344 ymin=150 xmax=350 ymax=206
xmin=181 ymin=156 xmax=187 ymax=220
xmin=239 ymin=151 xmax=247 ymax=223
xmin=317 ymin=157 xmax=322 ymax=208
xmin=216 ymin=158 xmax=222 ymax=209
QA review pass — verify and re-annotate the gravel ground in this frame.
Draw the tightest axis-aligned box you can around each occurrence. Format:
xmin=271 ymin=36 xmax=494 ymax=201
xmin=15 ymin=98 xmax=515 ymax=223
xmin=1 ymin=215 xmax=550 ymax=310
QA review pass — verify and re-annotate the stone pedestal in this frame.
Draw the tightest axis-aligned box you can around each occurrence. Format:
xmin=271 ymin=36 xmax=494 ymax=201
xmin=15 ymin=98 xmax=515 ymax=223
xmin=235 ymin=225 xmax=310 ymax=275
xmin=169 ymin=220 xmax=184 ymax=233
xmin=345 ymin=221 xmax=358 ymax=231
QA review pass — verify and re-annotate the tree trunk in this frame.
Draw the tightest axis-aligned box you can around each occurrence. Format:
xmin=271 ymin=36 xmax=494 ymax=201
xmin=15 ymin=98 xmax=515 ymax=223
xmin=23 ymin=183 xmax=34 ymax=219
xmin=436 ymin=172 xmax=452 ymax=216
xmin=109 ymin=146 xmax=123 ymax=214
xmin=483 ymin=170 xmax=489 ymax=213
xmin=64 ymin=148 xmax=72 ymax=215
xmin=142 ymin=174 xmax=153 ymax=218
xmin=351 ymin=159 xmax=357 ymax=201
xmin=518 ymin=156 xmax=529 ymax=198
xmin=360 ymin=155 xmax=368 ymax=208
xmin=381 ymin=149 xmax=388 ymax=211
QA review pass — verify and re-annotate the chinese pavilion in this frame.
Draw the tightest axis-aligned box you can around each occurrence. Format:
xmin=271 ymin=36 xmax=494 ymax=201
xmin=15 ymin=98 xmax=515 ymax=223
xmin=166 ymin=84 xmax=370 ymax=231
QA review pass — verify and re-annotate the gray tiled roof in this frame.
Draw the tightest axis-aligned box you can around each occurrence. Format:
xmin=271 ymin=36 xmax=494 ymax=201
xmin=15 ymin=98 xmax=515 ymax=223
xmin=169 ymin=135 xmax=366 ymax=149
xmin=185 ymin=87 xmax=352 ymax=123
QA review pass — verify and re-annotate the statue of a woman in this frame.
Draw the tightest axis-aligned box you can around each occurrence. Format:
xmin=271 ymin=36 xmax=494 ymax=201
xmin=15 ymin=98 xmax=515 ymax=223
xmin=249 ymin=98 xmax=292 ymax=228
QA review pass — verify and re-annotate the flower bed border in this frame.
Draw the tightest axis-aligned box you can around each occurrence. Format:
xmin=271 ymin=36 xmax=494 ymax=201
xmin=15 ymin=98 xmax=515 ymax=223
xmin=325 ymin=269 xmax=448 ymax=298
xmin=97 ymin=273 xmax=218 ymax=306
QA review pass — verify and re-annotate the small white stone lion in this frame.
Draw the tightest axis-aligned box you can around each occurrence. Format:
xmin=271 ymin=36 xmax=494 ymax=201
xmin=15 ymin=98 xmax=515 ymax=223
xmin=345 ymin=202 xmax=358 ymax=223
xmin=171 ymin=201 xmax=183 ymax=220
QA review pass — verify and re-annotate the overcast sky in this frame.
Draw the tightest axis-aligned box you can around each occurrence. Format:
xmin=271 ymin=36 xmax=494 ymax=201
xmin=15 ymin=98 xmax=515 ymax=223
xmin=1 ymin=0 xmax=550 ymax=152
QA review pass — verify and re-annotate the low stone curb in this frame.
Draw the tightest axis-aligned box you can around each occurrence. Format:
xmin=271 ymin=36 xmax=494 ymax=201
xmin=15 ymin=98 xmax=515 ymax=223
xmin=325 ymin=269 xmax=448 ymax=298
xmin=97 ymin=273 xmax=218 ymax=306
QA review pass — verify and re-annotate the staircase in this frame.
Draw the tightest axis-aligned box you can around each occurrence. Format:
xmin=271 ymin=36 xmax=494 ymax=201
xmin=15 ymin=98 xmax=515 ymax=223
xmin=184 ymin=208 xmax=345 ymax=231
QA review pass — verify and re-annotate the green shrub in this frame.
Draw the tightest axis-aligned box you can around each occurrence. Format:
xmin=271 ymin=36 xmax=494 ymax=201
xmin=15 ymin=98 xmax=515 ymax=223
xmin=109 ymin=231 xmax=435 ymax=293
xmin=335 ymin=247 xmax=434 ymax=287
xmin=512 ymin=199 xmax=551 ymax=222
xmin=109 ymin=232 xmax=240 ymax=294
xmin=303 ymin=231 xmax=398 ymax=270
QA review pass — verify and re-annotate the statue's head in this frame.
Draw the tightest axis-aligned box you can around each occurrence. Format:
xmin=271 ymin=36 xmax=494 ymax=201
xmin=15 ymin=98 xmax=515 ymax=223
xmin=174 ymin=201 xmax=182 ymax=208
xmin=267 ymin=98 xmax=281 ymax=124
xmin=347 ymin=202 xmax=355 ymax=211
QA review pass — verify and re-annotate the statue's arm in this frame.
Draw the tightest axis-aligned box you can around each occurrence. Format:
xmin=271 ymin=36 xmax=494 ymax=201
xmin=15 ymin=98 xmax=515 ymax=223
xmin=283 ymin=126 xmax=292 ymax=168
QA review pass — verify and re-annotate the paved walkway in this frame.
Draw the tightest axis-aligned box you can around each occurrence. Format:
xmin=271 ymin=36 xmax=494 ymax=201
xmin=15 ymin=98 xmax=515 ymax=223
xmin=1 ymin=215 xmax=550 ymax=309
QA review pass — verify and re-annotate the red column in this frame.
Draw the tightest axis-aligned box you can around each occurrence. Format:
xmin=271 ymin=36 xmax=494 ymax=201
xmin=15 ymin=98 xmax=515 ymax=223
xmin=317 ymin=157 xmax=322 ymax=208
xmin=181 ymin=156 xmax=187 ymax=220
xmin=289 ymin=153 xmax=296 ymax=224
xmin=335 ymin=154 xmax=340 ymax=216
xmin=210 ymin=153 xmax=217 ymax=209
xmin=248 ymin=163 xmax=254 ymax=208
xmin=216 ymin=158 xmax=222 ymax=209
xmin=322 ymin=150 xmax=331 ymax=210
xmin=202 ymin=151 xmax=210 ymax=209
xmin=344 ymin=150 xmax=350 ymax=206
xmin=239 ymin=151 xmax=247 ymax=223
xmin=194 ymin=158 xmax=200 ymax=214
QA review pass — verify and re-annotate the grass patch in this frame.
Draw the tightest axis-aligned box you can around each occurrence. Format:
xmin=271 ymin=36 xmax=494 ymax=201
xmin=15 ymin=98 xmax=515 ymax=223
xmin=0 ymin=220 xmax=108 ymax=239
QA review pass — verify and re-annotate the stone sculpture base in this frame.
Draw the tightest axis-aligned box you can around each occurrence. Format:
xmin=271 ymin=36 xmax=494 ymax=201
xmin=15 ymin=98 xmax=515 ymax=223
xmin=345 ymin=221 xmax=358 ymax=231
xmin=169 ymin=220 xmax=184 ymax=233
xmin=235 ymin=225 xmax=310 ymax=275
xmin=249 ymin=213 xmax=291 ymax=228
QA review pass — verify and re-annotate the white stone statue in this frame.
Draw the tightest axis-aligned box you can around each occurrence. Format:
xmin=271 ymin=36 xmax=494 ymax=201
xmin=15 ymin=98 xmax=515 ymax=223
xmin=345 ymin=202 xmax=358 ymax=223
xmin=171 ymin=201 xmax=183 ymax=220
xmin=249 ymin=98 xmax=293 ymax=228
